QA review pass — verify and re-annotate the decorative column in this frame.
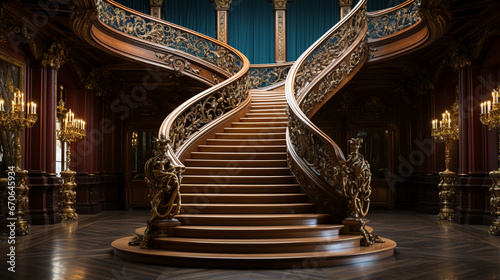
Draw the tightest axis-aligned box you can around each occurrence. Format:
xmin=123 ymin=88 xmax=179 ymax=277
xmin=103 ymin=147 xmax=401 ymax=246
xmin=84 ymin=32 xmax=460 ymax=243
xmin=479 ymin=86 xmax=500 ymax=236
xmin=431 ymin=101 xmax=459 ymax=220
xmin=271 ymin=0 xmax=289 ymax=63
xmin=339 ymin=0 xmax=353 ymax=19
xmin=213 ymin=0 xmax=231 ymax=43
xmin=42 ymin=40 xmax=68 ymax=174
xmin=149 ymin=0 xmax=164 ymax=19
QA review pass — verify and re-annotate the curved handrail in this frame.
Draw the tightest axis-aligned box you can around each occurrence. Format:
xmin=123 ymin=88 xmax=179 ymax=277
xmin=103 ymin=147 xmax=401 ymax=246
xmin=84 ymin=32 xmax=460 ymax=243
xmin=96 ymin=0 xmax=244 ymax=75
xmin=367 ymin=0 xmax=421 ymax=40
xmin=90 ymin=0 xmax=250 ymax=170
xmin=285 ymin=0 xmax=368 ymax=217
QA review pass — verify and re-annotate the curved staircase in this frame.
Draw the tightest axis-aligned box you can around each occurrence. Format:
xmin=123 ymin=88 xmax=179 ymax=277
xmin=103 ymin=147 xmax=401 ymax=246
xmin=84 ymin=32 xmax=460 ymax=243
xmin=69 ymin=0 xmax=447 ymax=269
xmin=112 ymin=89 xmax=396 ymax=268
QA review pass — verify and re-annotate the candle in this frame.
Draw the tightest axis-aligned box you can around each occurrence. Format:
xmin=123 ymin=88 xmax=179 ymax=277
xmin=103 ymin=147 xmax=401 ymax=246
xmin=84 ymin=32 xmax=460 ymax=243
xmin=487 ymin=101 xmax=491 ymax=113
xmin=34 ymin=103 xmax=36 ymax=114
xmin=481 ymin=102 xmax=484 ymax=114
xmin=0 ymin=99 xmax=3 ymax=112
xmin=83 ymin=121 xmax=85 ymax=130
xmin=12 ymin=100 xmax=15 ymax=112
xmin=21 ymin=101 xmax=24 ymax=112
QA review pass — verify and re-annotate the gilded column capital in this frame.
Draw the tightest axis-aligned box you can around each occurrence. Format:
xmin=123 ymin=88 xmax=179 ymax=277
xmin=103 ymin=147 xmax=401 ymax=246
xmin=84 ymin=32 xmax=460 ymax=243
xmin=270 ymin=0 xmax=290 ymax=10
xmin=149 ymin=0 xmax=164 ymax=7
xmin=42 ymin=40 xmax=69 ymax=71
xmin=338 ymin=0 xmax=353 ymax=7
xmin=445 ymin=39 xmax=472 ymax=72
xmin=212 ymin=0 xmax=232 ymax=11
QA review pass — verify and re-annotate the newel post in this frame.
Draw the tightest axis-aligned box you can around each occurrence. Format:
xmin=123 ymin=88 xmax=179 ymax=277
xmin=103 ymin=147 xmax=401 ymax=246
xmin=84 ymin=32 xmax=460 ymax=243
xmin=129 ymin=134 xmax=184 ymax=248
xmin=336 ymin=138 xmax=384 ymax=246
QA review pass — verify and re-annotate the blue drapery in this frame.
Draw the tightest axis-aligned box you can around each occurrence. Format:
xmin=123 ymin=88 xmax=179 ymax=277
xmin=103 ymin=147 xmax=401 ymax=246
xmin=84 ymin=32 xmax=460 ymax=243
xmin=113 ymin=0 xmax=149 ymax=14
xmin=355 ymin=0 xmax=408 ymax=12
xmin=163 ymin=0 xmax=216 ymax=38
xmin=228 ymin=0 xmax=274 ymax=64
xmin=287 ymin=0 xmax=340 ymax=62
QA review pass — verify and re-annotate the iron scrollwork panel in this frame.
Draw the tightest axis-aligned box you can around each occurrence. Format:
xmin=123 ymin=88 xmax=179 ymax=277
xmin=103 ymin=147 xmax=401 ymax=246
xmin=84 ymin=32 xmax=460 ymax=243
xmin=367 ymin=0 xmax=421 ymax=39
xmin=248 ymin=65 xmax=291 ymax=89
xmin=96 ymin=0 xmax=242 ymax=74
xmin=293 ymin=4 xmax=366 ymax=99
xmin=169 ymin=73 xmax=250 ymax=152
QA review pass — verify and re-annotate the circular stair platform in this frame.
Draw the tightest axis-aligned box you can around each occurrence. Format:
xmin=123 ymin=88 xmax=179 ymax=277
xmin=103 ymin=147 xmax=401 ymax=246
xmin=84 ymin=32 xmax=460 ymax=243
xmin=112 ymin=235 xmax=396 ymax=269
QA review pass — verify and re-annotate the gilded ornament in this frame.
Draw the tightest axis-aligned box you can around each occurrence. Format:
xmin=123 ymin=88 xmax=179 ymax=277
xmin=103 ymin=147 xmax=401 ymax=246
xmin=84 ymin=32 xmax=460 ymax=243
xmin=156 ymin=53 xmax=202 ymax=77
xmin=140 ymin=135 xmax=184 ymax=248
xmin=96 ymin=0 xmax=242 ymax=74
xmin=213 ymin=0 xmax=232 ymax=10
xmin=271 ymin=0 xmax=290 ymax=10
xmin=169 ymin=73 xmax=249 ymax=151
xmin=149 ymin=0 xmax=164 ymax=7
xmin=42 ymin=40 xmax=69 ymax=71
xmin=248 ymin=64 xmax=291 ymax=89
xmin=367 ymin=0 xmax=420 ymax=39
xmin=431 ymin=100 xmax=459 ymax=220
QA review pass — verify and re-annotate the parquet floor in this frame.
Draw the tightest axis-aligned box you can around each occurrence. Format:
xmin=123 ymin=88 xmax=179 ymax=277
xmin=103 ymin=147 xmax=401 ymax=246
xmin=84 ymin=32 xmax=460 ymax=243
xmin=1 ymin=210 xmax=499 ymax=280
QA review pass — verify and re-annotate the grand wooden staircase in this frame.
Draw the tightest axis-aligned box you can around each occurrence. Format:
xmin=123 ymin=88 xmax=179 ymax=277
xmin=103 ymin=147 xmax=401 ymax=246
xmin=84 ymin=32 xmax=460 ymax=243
xmin=112 ymin=90 xmax=396 ymax=268
xmin=76 ymin=0 xmax=444 ymax=269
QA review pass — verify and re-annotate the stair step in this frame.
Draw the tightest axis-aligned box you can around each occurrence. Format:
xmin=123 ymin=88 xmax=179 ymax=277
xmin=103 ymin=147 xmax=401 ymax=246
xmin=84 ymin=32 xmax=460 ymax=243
xmin=113 ymin=237 xmax=396 ymax=269
xmin=184 ymin=167 xmax=291 ymax=175
xmin=181 ymin=193 xmax=308 ymax=204
xmin=251 ymin=98 xmax=286 ymax=103
xmin=176 ymin=213 xmax=331 ymax=226
xmin=205 ymin=138 xmax=286 ymax=146
xmin=251 ymin=101 xmax=288 ymax=106
xmin=182 ymin=175 xmax=295 ymax=184
xmin=197 ymin=145 xmax=286 ymax=152
xmin=224 ymin=127 xmax=286 ymax=133
xmin=245 ymin=112 xmax=287 ymax=117
xmin=185 ymin=159 xmax=288 ymax=167
xmin=180 ymin=203 xmax=316 ymax=214
xmin=154 ymin=236 xmax=361 ymax=253
xmin=172 ymin=225 xmax=343 ymax=239
xmin=190 ymin=152 xmax=287 ymax=160
xmin=240 ymin=117 xmax=288 ymax=122
xmin=248 ymin=109 xmax=287 ymax=113
xmin=181 ymin=184 xmax=301 ymax=194
xmin=252 ymin=105 xmax=287 ymax=110
xmin=214 ymin=132 xmax=285 ymax=139
xmin=231 ymin=122 xmax=287 ymax=127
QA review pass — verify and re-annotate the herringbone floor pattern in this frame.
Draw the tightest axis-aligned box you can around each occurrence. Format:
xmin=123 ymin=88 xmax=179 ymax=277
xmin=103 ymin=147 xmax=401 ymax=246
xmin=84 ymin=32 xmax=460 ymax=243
xmin=1 ymin=210 xmax=499 ymax=280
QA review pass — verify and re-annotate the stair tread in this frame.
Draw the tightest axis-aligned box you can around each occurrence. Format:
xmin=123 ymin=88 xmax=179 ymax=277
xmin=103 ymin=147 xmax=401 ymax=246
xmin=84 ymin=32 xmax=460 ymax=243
xmin=177 ymin=213 xmax=329 ymax=218
xmin=175 ymin=225 xmax=342 ymax=230
xmin=114 ymin=237 xmax=396 ymax=259
xmin=182 ymin=203 xmax=314 ymax=207
xmin=155 ymin=236 xmax=360 ymax=244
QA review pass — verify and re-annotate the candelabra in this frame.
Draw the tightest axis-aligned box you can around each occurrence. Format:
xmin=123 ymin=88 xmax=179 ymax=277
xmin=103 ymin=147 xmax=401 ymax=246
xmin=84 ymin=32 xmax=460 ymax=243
xmin=56 ymin=107 xmax=86 ymax=220
xmin=431 ymin=101 xmax=459 ymax=220
xmin=0 ymin=86 xmax=38 ymax=235
xmin=480 ymin=86 xmax=500 ymax=235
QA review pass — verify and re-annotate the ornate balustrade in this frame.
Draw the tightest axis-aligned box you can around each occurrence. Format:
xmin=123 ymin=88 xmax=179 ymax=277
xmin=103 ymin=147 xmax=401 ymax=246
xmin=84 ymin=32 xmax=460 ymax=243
xmin=285 ymin=0 xmax=378 ymax=245
xmin=86 ymin=0 xmax=251 ymax=248
xmin=367 ymin=0 xmax=421 ymax=40
xmin=249 ymin=62 xmax=293 ymax=89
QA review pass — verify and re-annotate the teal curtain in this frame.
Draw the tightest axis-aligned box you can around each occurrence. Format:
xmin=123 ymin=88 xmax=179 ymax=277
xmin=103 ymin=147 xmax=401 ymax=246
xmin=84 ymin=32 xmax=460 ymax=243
xmin=287 ymin=0 xmax=340 ymax=62
xmin=114 ymin=0 xmax=149 ymax=14
xmin=228 ymin=0 xmax=274 ymax=64
xmin=163 ymin=0 xmax=216 ymax=38
xmin=355 ymin=0 xmax=408 ymax=12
